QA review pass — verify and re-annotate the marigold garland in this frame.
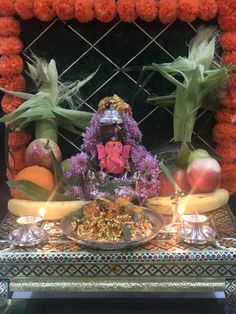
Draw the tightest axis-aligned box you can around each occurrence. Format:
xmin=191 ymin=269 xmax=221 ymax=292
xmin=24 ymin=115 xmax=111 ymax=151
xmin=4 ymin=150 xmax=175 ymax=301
xmin=158 ymin=0 xmax=178 ymax=24
xmin=0 ymin=0 xmax=16 ymax=17
xmin=177 ymin=0 xmax=199 ymax=23
xmin=0 ymin=74 xmax=26 ymax=91
xmin=228 ymin=75 xmax=236 ymax=89
xmin=0 ymin=55 xmax=24 ymax=76
xmin=212 ymin=122 xmax=236 ymax=143
xmin=0 ymin=37 xmax=23 ymax=56
xmin=1 ymin=94 xmax=24 ymax=113
xmin=215 ymin=107 xmax=236 ymax=124
xmin=14 ymin=0 xmax=35 ymax=20
xmin=217 ymin=0 xmax=236 ymax=16
xmin=52 ymin=0 xmax=75 ymax=21
xmin=117 ymin=0 xmax=137 ymax=22
xmin=8 ymin=147 xmax=27 ymax=171
xmin=8 ymin=130 xmax=32 ymax=149
xmin=218 ymin=14 xmax=236 ymax=31
xmin=94 ymin=0 xmax=116 ymax=23
xmin=74 ymin=0 xmax=94 ymax=23
xmin=34 ymin=0 xmax=55 ymax=22
xmin=221 ymin=32 xmax=236 ymax=51
xmin=221 ymin=90 xmax=236 ymax=108
xmin=216 ymin=143 xmax=236 ymax=163
xmin=135 ymin=0 xmax=158 ymax=23
xmin=221 ymin=51 xmax=236 ymax=66
xmin=0 ymin=17 xmax=20 ymax=37
xmin=198 ymin=0 xmax=217 ymax=21
xmin=220 ymin=163 xmax=236 ymax=194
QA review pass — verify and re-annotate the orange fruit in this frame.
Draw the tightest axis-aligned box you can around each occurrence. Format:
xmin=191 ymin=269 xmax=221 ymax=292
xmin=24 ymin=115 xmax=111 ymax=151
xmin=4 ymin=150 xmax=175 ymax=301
xmin=12 ymin=165 xmax=55 ymax=199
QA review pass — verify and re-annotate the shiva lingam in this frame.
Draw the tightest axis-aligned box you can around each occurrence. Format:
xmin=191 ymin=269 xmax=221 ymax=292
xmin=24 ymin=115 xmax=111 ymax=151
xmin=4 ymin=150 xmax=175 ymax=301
xmin=179 ymin=214 xmax=216 ymax=245
xmin=9 ymin=210 xmax=47 ymax=247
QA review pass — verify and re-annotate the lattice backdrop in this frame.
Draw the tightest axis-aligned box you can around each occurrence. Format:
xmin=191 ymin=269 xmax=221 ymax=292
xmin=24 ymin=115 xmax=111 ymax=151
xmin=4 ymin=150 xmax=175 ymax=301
xmin=0 ymin=17 xmax=219 ymax=207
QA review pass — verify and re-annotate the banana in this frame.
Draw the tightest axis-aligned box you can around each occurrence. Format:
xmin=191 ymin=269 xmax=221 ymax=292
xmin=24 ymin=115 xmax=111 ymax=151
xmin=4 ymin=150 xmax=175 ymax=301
xmin=146 ymin=188 xmax=229 ymax=215
xmin=8 ymin=199 xmax=88 ymax=220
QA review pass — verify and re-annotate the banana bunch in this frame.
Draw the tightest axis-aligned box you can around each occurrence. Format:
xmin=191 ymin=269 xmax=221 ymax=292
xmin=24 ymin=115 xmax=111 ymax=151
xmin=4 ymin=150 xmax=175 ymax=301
xmin=146 ymin=188 xmax=229 ymax=215
xmin=8 ymin=199 xmax=87 ymax=220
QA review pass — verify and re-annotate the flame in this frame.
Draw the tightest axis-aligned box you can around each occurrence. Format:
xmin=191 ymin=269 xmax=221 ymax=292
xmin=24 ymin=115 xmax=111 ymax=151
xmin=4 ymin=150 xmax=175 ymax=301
xmin=177 ymin=203 xmax=185 ymax=216
xmin=39 ymin=207 xmax=46 ymax=218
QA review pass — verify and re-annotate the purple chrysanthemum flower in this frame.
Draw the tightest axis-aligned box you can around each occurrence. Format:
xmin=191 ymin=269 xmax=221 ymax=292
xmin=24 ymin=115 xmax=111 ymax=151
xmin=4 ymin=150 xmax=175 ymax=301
xmin=81 ymin=113 xmax=101 ymax=156
xmin=131 ymin=145 xmax=149 ymax=165
xmin=122 ymin=112 xmax=142 ymax=145
xmin=67 ymin=152 xmax=88 ymax=177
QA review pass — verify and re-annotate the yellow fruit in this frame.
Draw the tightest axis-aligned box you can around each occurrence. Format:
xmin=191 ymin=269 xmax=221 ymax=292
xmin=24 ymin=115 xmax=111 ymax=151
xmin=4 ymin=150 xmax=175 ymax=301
xmin=146 ymin=188 xmax=229 ymax=215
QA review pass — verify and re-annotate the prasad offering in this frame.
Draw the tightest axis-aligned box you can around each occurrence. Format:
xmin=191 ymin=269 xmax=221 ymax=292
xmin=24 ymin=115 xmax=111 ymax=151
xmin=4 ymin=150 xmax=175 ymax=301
xmin=60 ymin=197 xmax=164 ymax=250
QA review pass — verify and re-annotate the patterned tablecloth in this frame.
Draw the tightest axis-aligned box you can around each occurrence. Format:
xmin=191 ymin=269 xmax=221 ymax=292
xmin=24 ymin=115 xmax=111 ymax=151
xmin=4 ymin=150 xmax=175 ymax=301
xmin=0 ymin=206 xmax=235 ymax=296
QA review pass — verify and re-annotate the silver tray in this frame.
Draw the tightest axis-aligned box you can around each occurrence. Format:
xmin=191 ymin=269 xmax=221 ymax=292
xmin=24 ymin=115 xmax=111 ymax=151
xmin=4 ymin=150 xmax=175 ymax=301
xmin=60 ymin=208 xmax=164 ymax=250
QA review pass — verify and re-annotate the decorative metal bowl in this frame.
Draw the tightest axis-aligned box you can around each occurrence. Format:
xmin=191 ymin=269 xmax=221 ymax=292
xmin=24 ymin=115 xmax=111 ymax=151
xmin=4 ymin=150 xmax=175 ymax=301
xmin=60 ymin=207 xmax=164 ymax=250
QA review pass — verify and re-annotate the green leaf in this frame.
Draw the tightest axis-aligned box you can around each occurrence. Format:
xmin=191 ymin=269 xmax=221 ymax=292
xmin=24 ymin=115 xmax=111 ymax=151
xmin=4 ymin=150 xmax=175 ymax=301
xmin=121 ymin=225 xmax=132 ymax=241
xmin=174 ymin=142 xmax=191 ymax=168
xmin=48 ymin=145 xmax=64 ymax=192
xmin=7 ymin=180 xmax=75 ymax=201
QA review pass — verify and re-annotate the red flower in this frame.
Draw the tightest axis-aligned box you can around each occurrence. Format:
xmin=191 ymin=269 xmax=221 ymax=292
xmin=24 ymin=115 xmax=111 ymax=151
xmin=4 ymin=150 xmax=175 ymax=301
xmin=216 ymin=143 xmax=236 ymax=163
xmin=227 ymin=74 xmax=236 ymax=89
xmin=221 ymin=51 xmax=236 ymax=66
xmin=0 ymin=0 xmax=16 ymax=17
xmin=117 ymin=0 xmax=137 ymax=22
xmin=94 ymin=0 xmax=116 ymax=23
xmin=8 ymin=130 xmax=32 ymax=149
xmin=198 ymin=0 xmax=217 ymax=21
xmin=212 ymin=122 xmax=236 ymax=143
xmin=52 ymin=0 xmax=74 ymax=20
xmin=221 ymin=32 xmax=236 ymax=51
xmin=218 ymin=14 xmax=236 ymax=31
xmin=34 ymin=0 xmax=55 ymax=22
xmin=75 ymin=0 xmax=94 ymax=23
xmin=0 ymin=17 xmax=20 ymax=37
xmin=215 ymin=107 xmax=236 ymax=124
xmin=0 ymin=55 xmax=23 ymax=76
xmin=178 ymin=0 xmax=198 ymax=23
xmin=222 ymin=90 xmax=236 ymax=108
xmin=1 ymin=94 xmax=24 ymax=113
xmin=0 ymin=74 xmax=26 ymax=91
xmin=136 ymin=0 xmax=158 ymax=22
xmin=158 ymin=0 xmax=178 ymax=24
xmin=220 ymin=163 xmax=236 ymax=194
xmin=217 ymin=0 xmax=236 ymax=16
xmin=0 ymin=36 xmax=23 ymax=55
xmin=14 ymin=0 xmax=35 ymax=20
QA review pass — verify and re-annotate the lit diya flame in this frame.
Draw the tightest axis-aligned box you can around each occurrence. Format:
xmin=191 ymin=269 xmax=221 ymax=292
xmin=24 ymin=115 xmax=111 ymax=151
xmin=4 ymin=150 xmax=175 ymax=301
xmin=39 ymin=207 xmax=46 ymax=218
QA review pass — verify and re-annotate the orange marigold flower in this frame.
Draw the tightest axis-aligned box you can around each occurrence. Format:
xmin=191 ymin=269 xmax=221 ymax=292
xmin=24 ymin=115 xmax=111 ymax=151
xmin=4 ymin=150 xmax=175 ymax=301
xmin=222 ymin=90 xmax=236 ymax=108
xmin=34 ymin=0 xmax=55 ymax=22
xmin=117 ymin=0 xmax=137 ymax=22
xmin=158 ymin=0 xmax=178 ymax=24
xmin=177 ymin=0 xmax=198 ymax=23
xmin=0 ymin=36 xmax=23 ymax=55
xmin=218 ymin=14 xmax=236 ymax=31
xmin=212 ymin=122 xmax=236 ymax=144
xmin=1 ymin=94 xmax=24 ymax=113
xmin=135 ymin=0 xmax=158 ymax=22
xmin=215 ymin=107 xmax=236 ymax=124
xmin=75 ymin=0 xmax=94 ymax=23
xmin=14 ymin=0 xmax=35 ymax=20
xmin=227 ymin=74 xmax=236 ymax=89
xmin=94 ymin=0 xmax=116 ymax=23
xmin=221 ymin=51 xmax=236 ymax=66
xmin=217 ymin=0 xmax=236 ymax=16
xmin=8 ymin=130 xmax=32 ymax=149
xmin=220 ymin=163 xmax=236 ymax=194
xmin=8 ymin=147 xmax=27 ymax=172
xmin=0 ymin=55 xmax=23 ymax=76
xmin=52 ymin=0 xmax=74 ymax=20
xmin=0 ymin=74 xmax=26 ymax=91
xmin=198 ymin=0 xmax=217 ymax=21
xmin=216 ymin=143 xmax=236 ymax=163
xmin=0 ymin=0 xmax=16 ymax=17
xmin=221 ymin=32 xmax=236 ymax=51
xmin=0 ymin=17 xmax=20 ymax=37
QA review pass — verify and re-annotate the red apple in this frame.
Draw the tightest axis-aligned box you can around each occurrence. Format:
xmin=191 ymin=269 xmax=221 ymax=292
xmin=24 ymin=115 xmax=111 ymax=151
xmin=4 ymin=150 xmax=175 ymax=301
xmin=26 ymin=138 xmax=62 ymax=170
xmin=159 ymin=169 xmax=190 ymax=196
xmin=186 ymin=157 xmax=221 ymax=193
